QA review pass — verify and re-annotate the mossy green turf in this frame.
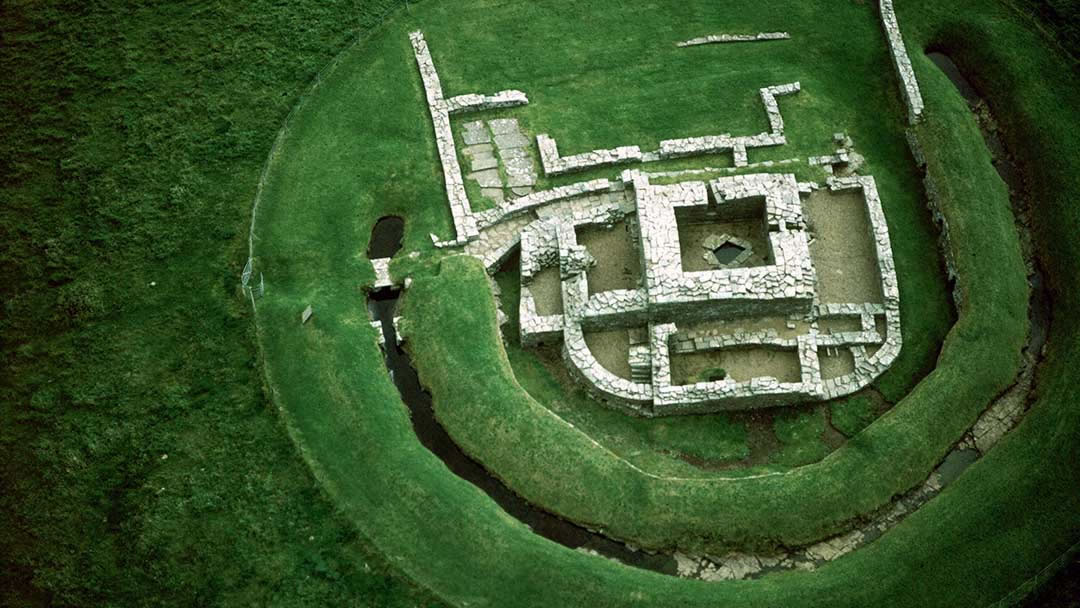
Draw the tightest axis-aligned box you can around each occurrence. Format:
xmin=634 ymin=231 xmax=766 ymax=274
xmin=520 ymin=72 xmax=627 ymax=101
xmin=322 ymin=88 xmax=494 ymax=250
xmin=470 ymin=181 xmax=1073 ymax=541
xmin=427 ymin=0 xmax=954 ymax=474
xmin=771 ymin=409 xmax=830 ymax=467
xmin=418 ymin=0 xmax=952 ymax=481
xmin=253 ymin=0 xmax=966 ymax=554
xmin=829 ymin=394 xmax=881 ymax=438
xmin=4 ymin=0 xmax=1076 ymax=604
xmin=249 ymin=0 xmax=1080 ymax=606
xmin=0 ymin=1 xmax=441 ymax=605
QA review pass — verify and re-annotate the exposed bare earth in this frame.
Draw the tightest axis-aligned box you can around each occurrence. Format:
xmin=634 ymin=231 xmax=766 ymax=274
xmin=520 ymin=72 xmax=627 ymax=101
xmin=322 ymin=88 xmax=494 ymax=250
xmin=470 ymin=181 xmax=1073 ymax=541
xmin=530 ymin=266 xmax=563 ymax=315
xmin=802 ymin=189 xmax=883 ymax=303
xmin=577 ymin=220 xmax=641 ymax=294
xmin=584 ymin=329 xmax=633 ymax=379
xmin=670 ymin=347 xmax=802 ymax=385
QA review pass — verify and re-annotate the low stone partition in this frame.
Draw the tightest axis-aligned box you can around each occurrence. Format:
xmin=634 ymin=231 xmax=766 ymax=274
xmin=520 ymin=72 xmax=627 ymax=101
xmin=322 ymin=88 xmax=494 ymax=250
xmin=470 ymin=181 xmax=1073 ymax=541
xmin=651 ymin=324 xmax=820 ymax=414
xmin=814 ymin=177 xmax=903 ymax=399
xmin=410 ymin=30 xmax=532 ymax=245
xmin=668 ymin=328 xmax=799 ymax=354
xmin=760 ymin=82 xmax=800 ymax=135
xmin=657 ymin=83 xmax=796 ymax=165
xmin=579 ymin=289 xmax=649 ymax=330
xmin=563 ymin=322 xmax=653 ymax=411
xmin=519 ymin=285 xmax=563 ymax=347
xmin=444 ymin=91 xmax=528 ymax=115
xmin=677 ymin=32 xmax=791 ymax=47
xmin=476 ymin=179 xmax=614 ymax=229
xmin=536 ymin=134 xmax=643 ymax=176
xmin=530 ymin=82 xmax=798 ymax=176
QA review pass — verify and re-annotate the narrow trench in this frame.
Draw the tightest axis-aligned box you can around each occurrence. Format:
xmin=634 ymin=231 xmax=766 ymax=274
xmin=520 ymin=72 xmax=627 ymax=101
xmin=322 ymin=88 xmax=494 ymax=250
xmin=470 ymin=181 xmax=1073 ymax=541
xmin=366 ymin=218 xmax=677 ymax=575
xmin=925 ymin=50 xmax=1051 ymax=361
xmin=922 ymin=50 xmax=1052 ymax=474
xmin=361 ymin=50 xmax=1055 ymax=576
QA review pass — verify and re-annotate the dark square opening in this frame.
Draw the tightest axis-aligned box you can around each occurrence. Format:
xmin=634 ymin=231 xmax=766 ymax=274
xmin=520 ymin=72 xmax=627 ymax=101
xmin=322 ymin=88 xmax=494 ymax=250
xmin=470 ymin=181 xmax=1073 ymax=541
xmin=713 ymin=242 xmax=746 ymax=265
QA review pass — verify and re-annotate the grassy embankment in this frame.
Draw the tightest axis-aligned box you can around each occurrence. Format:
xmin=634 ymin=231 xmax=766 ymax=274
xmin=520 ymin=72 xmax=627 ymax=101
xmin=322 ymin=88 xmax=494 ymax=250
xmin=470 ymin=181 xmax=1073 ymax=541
xmin=363 ymin=0 xmax=1003 ymax=553
xmin=253 ymin=3 xmax=958 ymax=549
xmin=0 ymin=1 xmax=441 ymax=605
xmin=250 ymin=1 xmax=1077 ymax=606
xmin=4 ymin=0 xmax=1077 ymax=605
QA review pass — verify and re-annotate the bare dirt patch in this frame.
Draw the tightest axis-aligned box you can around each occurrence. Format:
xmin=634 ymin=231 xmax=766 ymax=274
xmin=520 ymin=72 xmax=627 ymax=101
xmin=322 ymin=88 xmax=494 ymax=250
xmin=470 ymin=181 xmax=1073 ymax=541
xmin=818 ymin=347 xmax=855 ymax=380
xmin=803 ymin=189 xmax=884 ymax=304
xmin=584 ymin=329 xmax=632 ymax=379
xmin=530 ymin=266 xmax=563 ymax=316
xmin=577 ymin=220 xmax=641 ymax=294
xmin=670 ymin=347 xmax=802 ymax=385
xmin=817 ymin=317 xmax=863 ymax=334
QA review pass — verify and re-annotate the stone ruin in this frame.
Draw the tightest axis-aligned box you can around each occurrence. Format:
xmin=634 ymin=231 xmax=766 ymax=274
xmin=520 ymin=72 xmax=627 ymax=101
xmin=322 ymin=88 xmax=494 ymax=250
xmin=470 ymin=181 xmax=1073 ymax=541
xmin=404 ymin=30 xmax=903 ymax=415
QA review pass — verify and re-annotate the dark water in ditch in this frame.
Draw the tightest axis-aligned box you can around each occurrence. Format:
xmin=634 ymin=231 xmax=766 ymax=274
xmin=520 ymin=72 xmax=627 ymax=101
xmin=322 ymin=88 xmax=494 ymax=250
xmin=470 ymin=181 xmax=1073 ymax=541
xmin=366 ymin=218 xmax=676 ymax=574
xmin=368 ymin=216 xmax=405 ymax=258
xmin=363 ymin=55 xmax=1058 ymax=571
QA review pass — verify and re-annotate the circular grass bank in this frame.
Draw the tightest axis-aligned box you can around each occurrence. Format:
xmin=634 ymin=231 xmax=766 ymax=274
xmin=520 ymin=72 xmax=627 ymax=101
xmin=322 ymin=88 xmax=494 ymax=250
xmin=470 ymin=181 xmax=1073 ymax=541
xmin=251 ymin=0 xmax=1080 ymax=605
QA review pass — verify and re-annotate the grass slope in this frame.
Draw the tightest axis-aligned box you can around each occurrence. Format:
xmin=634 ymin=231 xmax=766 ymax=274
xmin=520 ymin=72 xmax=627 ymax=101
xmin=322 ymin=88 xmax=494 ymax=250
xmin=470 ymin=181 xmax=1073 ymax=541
xmin=247 ymin=1 xmax=1071 ymax=606
xmin=252 ymin=0 xmax=964 ymax=554
xmin=2 ymin=0 xmax=1077 ymax=606
xmin=0 ymin=1 xmax=439 ymax=605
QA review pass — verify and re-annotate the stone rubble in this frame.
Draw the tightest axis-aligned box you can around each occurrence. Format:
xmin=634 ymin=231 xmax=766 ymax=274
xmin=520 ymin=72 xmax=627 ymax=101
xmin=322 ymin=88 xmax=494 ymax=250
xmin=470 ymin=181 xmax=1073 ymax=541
xmin=677 ymin=32 xmax=791 ymax=47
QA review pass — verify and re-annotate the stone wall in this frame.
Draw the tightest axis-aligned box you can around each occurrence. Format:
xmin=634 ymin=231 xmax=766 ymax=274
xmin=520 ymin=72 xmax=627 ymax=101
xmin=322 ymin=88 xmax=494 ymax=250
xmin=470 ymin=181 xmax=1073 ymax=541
xmin=406 ymin=30 xmax=904 ymax=415
xmin=410 ymin=31 xmax=530 ymax=245
xmin=513 ymin=172 xmax=901 ymax=415
xmin=537 ymin=134 xmax=643 ymax=175
xmin=879 ymin=0 xmax=925 ymax=123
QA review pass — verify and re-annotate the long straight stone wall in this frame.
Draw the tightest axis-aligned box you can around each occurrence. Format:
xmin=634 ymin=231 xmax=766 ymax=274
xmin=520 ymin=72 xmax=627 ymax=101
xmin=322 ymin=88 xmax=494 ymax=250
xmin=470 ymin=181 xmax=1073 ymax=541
xmin=879 ymin=0 xmax=925 ymax=123
xmin=409 ymin=31 xmax=529 ymax=245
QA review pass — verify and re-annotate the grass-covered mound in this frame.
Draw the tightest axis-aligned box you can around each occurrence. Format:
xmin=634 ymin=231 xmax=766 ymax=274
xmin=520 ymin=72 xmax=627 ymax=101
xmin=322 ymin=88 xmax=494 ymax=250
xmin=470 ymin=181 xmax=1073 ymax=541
xmin=2 ymin=0 xmax=1077 ymax=605
xmin=254 ymin=0 xmax=967 ymax=554
xmin=248 ymin=0 xmax=1077 ymax=604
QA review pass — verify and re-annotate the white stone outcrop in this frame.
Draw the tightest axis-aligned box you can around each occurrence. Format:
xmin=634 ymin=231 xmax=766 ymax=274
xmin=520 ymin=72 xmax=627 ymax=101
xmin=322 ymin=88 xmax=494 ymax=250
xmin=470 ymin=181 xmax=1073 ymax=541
xmin=677 ymin=32 xmax=791 ymax=47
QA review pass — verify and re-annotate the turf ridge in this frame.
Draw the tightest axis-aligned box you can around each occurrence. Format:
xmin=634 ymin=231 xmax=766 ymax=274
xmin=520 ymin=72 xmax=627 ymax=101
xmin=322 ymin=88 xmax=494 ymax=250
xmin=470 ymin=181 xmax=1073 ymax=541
xmin=251 ymin=0 xmax=1078 ymax=605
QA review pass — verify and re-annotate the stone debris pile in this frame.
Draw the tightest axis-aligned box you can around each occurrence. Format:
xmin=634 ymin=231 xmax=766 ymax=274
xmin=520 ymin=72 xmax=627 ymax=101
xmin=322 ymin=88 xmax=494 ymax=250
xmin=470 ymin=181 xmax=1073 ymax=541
xmin=677 ymin=32 xmax=791 ymax=47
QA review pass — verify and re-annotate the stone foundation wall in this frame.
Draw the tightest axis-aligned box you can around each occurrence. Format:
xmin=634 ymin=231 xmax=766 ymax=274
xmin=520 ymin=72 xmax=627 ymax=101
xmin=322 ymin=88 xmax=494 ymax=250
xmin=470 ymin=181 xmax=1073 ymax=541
xmin=879 ymin=0 xmax=925 ymax=123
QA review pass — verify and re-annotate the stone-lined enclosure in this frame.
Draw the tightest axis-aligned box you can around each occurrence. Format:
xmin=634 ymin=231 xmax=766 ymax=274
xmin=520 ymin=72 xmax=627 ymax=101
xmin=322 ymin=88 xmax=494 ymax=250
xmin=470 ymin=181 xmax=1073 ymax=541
xmin=408 ymin=30 xmax=901 ymax=415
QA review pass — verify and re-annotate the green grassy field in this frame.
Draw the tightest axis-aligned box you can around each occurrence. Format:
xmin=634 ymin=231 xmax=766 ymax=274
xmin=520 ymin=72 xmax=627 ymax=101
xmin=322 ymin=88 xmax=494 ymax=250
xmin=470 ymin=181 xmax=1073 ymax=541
xmin=248 ymin=0 xmax=1022 ymax=555
xmin=3 ymin=0 xmax=1079 ymax=606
